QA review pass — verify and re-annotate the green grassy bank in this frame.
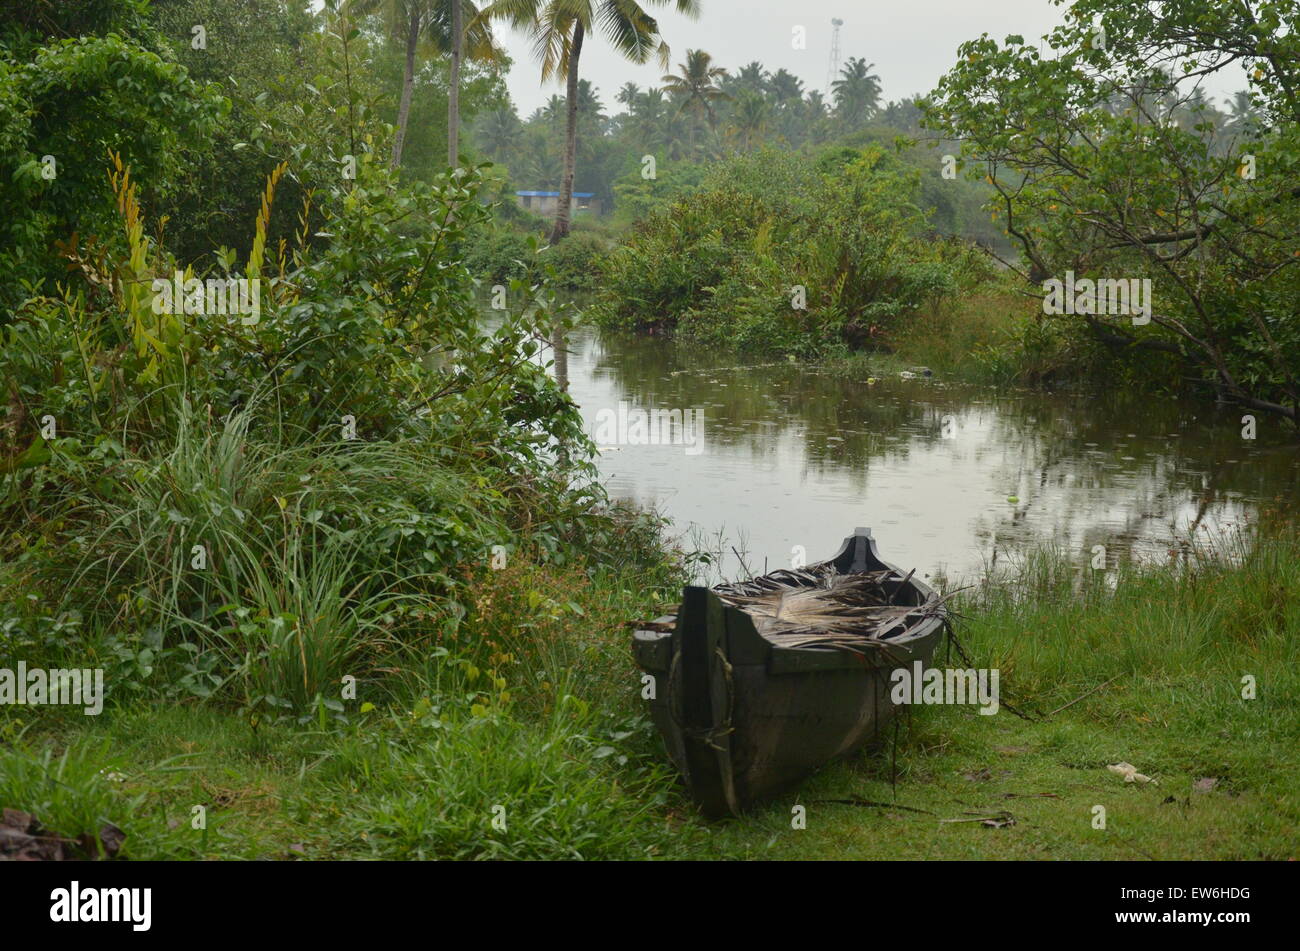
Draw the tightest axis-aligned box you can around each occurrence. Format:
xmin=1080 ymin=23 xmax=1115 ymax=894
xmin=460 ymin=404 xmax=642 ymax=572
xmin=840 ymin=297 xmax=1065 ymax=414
xmin=5 ymin=524 xmax=1296 ymax=861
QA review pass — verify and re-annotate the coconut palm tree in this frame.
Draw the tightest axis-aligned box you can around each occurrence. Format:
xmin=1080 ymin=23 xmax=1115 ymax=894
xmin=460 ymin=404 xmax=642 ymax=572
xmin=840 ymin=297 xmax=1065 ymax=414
xmin=1127 ymin=68 xmax=1179 ymax=125
xmin=615 ymin=81 xmax=642 ymax=108
xmin=350 ymin=0 xmax=502 ymax=169
xmin=880 ymin=96 xmax=922 ymax=132
xmin=831 ymin=57 xmax=881 ymax=128
xmin=517 ymin=124 xmax=563 ymax=187
xmin=1224 ymin=89 xmax=1262 ymax=139
xmin=804 ymin=90 xmax=828 ymax=120
xmin=575 ymin=79 xmax=606 ymax=123
xmin=606 ymin=82 xmax=639 ymax=134
xmin=661 ymin=109 xmax=693 ymax=160
xmin=477 ymin=0 xmax=700 ymax=244
xmin=727 ymin=90 xmax=770 ymax=150
xmin=799 ymin=89 xmax=830 ymax=143
xmin=626 ymin=86 xmax=666 ymax=151
xmin=448 ymin=0 xmax=464 ymax=165
xmin=730 ymin=60 xmax=767 ymax=97
xmin=1171 ymin=86 xmax=1225 ymax=137
xmin=766 ymin=68 xmax=803 ymax=105
xmin=535 ymin=93 xmax=565 ymax=127
xmin=631 ymin=86 xmax=667 ymax=121
xmin=473 ymin=106 xmax=522 ymax=160
xmin=662 ymin=48 xmax=728 ymax=130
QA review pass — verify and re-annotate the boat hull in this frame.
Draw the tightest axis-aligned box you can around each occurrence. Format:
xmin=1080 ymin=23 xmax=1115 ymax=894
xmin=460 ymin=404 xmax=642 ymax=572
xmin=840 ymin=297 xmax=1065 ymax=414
xmin=633 ymin=528 xmax=945 ymax=818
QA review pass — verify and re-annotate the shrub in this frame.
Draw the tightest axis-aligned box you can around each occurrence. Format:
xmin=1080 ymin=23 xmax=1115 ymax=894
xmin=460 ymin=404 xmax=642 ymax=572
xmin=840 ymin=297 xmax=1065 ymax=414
xmin=462 ymin=226 xmax=542 ymax=284
xmin=1 ymin=154 xmax=608 ymax=712
xmin=594 ymin=146 xmax=963 ymax=356
xmin=0 ymin=30 xmax=225 ymax=310
xmin=538 ymin=231 xmax=609 ymax=291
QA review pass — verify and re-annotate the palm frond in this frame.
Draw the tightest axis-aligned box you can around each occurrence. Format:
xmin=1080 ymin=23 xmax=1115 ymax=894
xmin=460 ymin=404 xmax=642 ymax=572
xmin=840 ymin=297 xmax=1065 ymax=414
xmin=597 ymin=0 xmax=664 ymax=65
xmin=528 ymin=0 xmax=595 ymax=81
xmin=714 ymin=564 xmax=947 ymax=648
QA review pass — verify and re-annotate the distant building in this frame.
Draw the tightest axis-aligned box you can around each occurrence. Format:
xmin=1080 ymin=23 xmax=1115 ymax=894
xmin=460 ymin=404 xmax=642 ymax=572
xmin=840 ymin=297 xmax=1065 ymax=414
xmin=515 ymin=190 xmax=602 ymax=217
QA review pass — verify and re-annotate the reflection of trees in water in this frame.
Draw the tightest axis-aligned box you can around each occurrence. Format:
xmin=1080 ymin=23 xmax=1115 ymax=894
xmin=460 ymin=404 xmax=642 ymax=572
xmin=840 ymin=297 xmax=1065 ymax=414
xmin=580 ymin=328 xmax=943 ymax=488
xmin=962 ymin=391 xmax=1296 ymax=565
xmin=577 ymin=325 xmax=1299 ymax=560
xmin=551 ymin=325 xmax=568 ymax=393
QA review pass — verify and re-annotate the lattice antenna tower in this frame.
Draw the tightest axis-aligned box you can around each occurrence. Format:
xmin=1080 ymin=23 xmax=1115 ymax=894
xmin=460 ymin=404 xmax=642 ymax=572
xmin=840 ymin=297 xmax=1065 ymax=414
xmin=826 ymin=18 xmax=844 ymax=93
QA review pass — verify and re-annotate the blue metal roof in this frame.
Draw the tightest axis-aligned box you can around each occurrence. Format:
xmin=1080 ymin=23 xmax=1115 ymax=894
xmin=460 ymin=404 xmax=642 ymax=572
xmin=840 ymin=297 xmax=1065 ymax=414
xmin=516 ymin=190 xmax=595 ymax=198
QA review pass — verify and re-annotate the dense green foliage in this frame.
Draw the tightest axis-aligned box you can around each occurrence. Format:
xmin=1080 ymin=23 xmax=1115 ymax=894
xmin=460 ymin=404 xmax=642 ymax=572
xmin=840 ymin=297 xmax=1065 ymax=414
xmin=923 ymin=0 xmax=1300 ymax=424
xmin=3 ymin=0 xmax=1296 ymax=863
xmin=1 ymin=146 xmax=624 ymax=704
xmin=594 ymin=147 xmax=988 ymax=356
xmin=461 ymin=217 xmax=610 ymax=289
xmin=471 ymin=55 xmax=1004 ymax=244
xmin=0 ymin=3 xmax=226 ymax=305
xmin=0 ymin=1 xmax=656 ymax=724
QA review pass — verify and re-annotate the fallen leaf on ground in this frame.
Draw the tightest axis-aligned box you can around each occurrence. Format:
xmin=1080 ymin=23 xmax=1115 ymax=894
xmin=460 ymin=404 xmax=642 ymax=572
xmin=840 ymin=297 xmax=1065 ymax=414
xmin=97 ymin=823 xmax=126 ymax=858
xmin=0 ymin=807 xmax=117 ymax=861
xmin=1107 ymin=762 xmax=1159 ymax=785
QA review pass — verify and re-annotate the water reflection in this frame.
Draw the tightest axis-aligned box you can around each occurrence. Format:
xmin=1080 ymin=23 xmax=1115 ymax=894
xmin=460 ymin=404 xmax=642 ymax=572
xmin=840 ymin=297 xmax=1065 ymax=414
xmin=561 ymin=324 xmax=1299 ymax=581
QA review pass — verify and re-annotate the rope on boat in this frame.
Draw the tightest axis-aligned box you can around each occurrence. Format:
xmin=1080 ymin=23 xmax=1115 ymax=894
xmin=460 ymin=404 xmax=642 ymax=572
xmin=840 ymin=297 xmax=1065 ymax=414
xmin=666 ymin=646 xmax=735 ymax=753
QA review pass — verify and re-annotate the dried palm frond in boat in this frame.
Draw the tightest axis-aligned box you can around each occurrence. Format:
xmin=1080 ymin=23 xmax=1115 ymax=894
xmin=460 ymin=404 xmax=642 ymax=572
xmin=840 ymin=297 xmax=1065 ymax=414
xmin=632 ymin=528 xmax=946 ymax=818
xmin=714 ymin=564 xmax=946 ymax=650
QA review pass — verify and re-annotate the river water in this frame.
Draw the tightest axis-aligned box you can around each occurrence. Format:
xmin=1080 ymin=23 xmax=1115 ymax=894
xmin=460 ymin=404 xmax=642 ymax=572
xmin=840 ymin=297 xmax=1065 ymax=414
xmin=555 ymin=324 xmax=1298 ymax=583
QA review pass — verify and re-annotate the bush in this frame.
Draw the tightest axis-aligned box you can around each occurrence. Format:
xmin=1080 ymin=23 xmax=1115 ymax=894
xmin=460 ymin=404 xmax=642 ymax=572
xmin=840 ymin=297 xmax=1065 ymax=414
xmin=0 ymin=153 xmax=610 ymax=713
xmin=0 ymin=28 xmax=225 ymax=310
xmin=463 ymin=224 xmax=612 ymax=293
xmin=594 ymin=146 xmax=963 ymax=357
xmin=462 ymin=226 xmax=542 ymax=284
xmin=538 ymin=231 xmax=609 ymax=291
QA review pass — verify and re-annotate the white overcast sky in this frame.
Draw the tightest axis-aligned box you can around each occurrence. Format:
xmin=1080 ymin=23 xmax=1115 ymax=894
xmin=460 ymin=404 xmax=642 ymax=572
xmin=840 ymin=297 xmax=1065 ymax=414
xmin=489 ymin=0 xmax=1249 ymax=115
xmin=497 ymin=0 xmax=1068 ymax=114
xmin=307 ymin=1 xmax=1248 ymax=115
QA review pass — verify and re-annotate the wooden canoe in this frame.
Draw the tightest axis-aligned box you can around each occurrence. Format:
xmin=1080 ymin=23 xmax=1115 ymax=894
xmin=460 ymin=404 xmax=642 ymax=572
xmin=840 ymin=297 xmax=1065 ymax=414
xmin=632 ymin=527 xmax=946 ymax=818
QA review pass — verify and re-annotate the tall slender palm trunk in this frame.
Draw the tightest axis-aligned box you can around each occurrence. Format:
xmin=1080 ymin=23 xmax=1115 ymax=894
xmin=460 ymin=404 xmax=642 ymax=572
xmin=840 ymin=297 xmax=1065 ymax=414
xmin=552 ymin=330 xmax=569 ymax=392
xmin=390 ymin=9 xmax=420 ymax=170
xmin=448 ymin=0 xmax=462 ymax=166
xmin=549 ymin=20 xmax=584 ymax=245
xmin=546 ymin=21 xmax=583 ymax=393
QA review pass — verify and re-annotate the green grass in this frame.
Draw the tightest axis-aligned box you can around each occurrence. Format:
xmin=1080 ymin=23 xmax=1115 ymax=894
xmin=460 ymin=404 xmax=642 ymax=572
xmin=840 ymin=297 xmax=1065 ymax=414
xmin=3 ymin=530 xmax=1296 ymax=860
xmin=824 ymin=286 xmax=1033 ymax=384
xmin=703 ymin=532 xmax=1300 ymax=860
xmin=697 ymin=706 xmax=1296 ymax=860
xmin=0 ymin=547 xmax=701 ymax=860
xmin=0 ymin=694 xmax=693 ymax=860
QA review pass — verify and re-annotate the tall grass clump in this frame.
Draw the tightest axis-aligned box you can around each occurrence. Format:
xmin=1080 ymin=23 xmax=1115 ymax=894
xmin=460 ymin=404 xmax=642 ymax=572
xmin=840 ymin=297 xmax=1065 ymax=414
xmin=953 ymin=524 xmax=1300 ymax=718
